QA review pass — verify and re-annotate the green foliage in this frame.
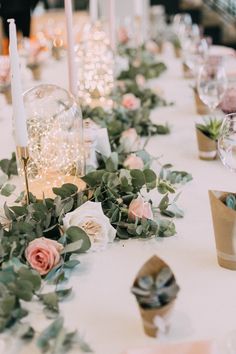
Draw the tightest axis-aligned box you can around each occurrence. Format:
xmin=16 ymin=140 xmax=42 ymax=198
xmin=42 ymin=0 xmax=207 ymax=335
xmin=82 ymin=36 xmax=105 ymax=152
xmin=113 ymin=80 xmax=170 ymax=110
xmin=0 ymin=152 xmax=18 ymax=178
xmin=196 ymin=118 xmax=222 ymax=141
xmin=82 ymin=105 xmax=170 ymax=150
xmin=117 ymin=44 xmax=167 ymax=80
xmin=0 ymin=39 xmax=192 ymax=353
xmin=81 ymin=167 xmax=182 ymax=239
xmin=159 ymin=164 xmax=193 ymax=186
xmin=37 ymin=317 xmax=93 ymax=353
xmin=118 ymin=61 xmax=167 ymax=81
xmin=0 ymin=264 xmax=41 ymax=333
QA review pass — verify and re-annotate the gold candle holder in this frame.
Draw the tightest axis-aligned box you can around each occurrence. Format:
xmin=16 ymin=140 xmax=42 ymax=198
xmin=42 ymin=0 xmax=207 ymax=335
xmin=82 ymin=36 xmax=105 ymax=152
xmin=16 ymin=146 xmax=30 ymax=204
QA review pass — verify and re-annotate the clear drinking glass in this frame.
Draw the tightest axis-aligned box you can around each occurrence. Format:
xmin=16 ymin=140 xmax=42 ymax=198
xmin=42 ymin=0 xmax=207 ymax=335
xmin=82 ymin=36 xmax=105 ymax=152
xmin=218 ymin=112 xmax=236 ymax=172
xmin=183 ymin=38 xmax=209 ymax=77
xmin=197 ymin=60 xmax=228 ymax=114
xmin=172 ymin=13 xmax=192 ymax=36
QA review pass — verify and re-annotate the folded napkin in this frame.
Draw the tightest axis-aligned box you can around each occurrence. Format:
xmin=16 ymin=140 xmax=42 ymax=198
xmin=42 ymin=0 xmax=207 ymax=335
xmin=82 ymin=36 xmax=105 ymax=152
xmin=220 ymin=87 xmax=236 ymax=114
xmin=209 ymin=45 xmax=235 ymax=57
xmin=124 ymin=339 xmax=215 ymax=354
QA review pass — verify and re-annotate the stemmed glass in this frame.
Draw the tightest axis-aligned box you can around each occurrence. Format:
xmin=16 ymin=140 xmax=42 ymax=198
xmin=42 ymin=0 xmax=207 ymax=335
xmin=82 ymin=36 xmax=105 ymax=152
xmin=183 ymin=38 xmax=209 ymax=77
xmin=218 ymin=113 xmax=236 ymax=172
xmin=197 ymin=59 xmax=228 ymax=115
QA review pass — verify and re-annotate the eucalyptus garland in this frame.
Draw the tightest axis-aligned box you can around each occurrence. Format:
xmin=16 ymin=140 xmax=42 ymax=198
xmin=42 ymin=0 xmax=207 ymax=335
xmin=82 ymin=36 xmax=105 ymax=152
xmin=0 ymin=44 xmax=192 ymax=353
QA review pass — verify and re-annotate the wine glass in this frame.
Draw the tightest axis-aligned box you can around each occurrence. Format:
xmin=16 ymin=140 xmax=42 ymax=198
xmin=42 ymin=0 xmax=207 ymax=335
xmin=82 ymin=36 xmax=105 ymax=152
xmin=218 ymin=112 xmax=236 ymax=172
xmin=197 ymin=59 xmax=228 ymax=114
xmin=183 ymin=38 xmax=209 ymax=77
xmin=173 ymin=13 xmax=192 ymax=36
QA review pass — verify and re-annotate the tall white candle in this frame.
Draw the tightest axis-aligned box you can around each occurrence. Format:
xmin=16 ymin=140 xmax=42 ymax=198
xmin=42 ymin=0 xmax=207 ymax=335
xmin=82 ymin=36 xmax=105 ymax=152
xmin=8 ymin=19 xmax=28 ymax=147
xmin=135 ymin=0 xmax=143 ymax=17
xmin=89 ymin=0 xmax=98 ymax=23
xmin=109 ymin=0 xmax=116 ymax=51
xmin=64 ymin=0 xmax=77 ymax=97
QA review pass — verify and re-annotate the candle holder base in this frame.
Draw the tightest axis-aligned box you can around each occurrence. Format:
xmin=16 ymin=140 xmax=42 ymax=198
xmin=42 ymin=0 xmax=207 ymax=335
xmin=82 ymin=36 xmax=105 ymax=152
xmin=16 ymin=146 xmax=30 ymax=205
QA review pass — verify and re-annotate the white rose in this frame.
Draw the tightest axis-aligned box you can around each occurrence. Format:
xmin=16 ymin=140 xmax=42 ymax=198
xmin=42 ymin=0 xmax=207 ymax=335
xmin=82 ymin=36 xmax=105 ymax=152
xmin=63 ymin=201 xmax=116 ymax=251
xmin=119 ymin=128 xmax=141 ymax=153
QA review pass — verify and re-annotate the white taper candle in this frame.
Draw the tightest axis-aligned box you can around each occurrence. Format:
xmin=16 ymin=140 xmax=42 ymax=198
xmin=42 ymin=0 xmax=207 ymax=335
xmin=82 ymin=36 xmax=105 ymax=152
xmin=89 ymin=0 xmax=98 ymax=23
xmin=109 ymin=0 xmax=116 ymax=52
xmin=8 ymin=18 xmax=28 ymax=147
xmin=64 ymin=0 xmax=77 ymax=97
xmin=135 ymin=0 xmax=143 ymax=16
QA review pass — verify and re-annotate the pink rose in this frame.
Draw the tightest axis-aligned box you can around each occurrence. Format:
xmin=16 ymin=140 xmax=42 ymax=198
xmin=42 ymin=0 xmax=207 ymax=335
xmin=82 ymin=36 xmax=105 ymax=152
xmin=123 ymin=154 xmax=144 ymax=169
xmin=25 ymin=237 xmax=64 ymax=275
xmin=120 ymin=128 xmax=140 ymax=153
xmin=122 ymin=93 xmax=141 ymax=111
xmin=118 ymin=27 xmax=129 ymax=44
xmin=128 ymin=195 xmax=153 ymax=221
xmin=135 ymin=74 xmax=146 ymax=87
xmin=145 ymin=40 xmax=159 ymax=54
xmin=132 ymin=59 xmax=141 ymax=68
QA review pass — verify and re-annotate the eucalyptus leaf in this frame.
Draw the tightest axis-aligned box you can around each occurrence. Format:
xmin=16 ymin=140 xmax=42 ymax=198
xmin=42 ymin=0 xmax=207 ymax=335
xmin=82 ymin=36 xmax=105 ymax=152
xmin=1 ymin=183 xmax=16 ymax=197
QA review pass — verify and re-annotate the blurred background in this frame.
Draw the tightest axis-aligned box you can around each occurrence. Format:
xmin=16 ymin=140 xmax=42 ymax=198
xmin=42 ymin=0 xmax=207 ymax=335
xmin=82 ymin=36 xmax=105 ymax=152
xmin=0 ymin=0 xmax=236 ymax=53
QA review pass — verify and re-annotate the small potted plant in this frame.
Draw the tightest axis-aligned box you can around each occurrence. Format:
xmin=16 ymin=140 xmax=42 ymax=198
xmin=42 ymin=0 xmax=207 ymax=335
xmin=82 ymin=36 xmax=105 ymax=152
xmin=131 ymin=255 xmax=179 ymax=337
xmin=195 ymin=118 xmax=222 ymax=160
xmin=209 ymin=191 xmax=236 ymax=270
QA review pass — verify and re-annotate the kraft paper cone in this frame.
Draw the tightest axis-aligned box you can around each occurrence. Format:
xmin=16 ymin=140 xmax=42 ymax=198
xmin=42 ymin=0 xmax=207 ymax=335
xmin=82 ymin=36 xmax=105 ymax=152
xmin=3 ymin=87 xmax=12 ymax=105
xmin=139 ymin=301 xmax=174 ymax=337
xmin=52 ymin=46 xmax=62 ymax=61
xmin=133 ymin=255 xmax=176 ymax=338
xmin=31 ymin=66 xmax=42 ymax=81
xmin=174 ymin=47 xmax=181 ymax=58
xmin=209 ymin=190 xmax=236 ymax=270
xmin=194 ymin=91 xmax=209 ymax=115
xmin=182 ymin=63 xmax=193 ymax=79
xmin=196 ymin=128 xmax=217 ymax=160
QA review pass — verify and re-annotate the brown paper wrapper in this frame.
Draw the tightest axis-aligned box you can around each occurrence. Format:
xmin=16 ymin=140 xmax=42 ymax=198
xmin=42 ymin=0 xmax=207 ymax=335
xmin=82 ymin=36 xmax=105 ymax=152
xmin=139 ymin=300 xmax=174 ymax=337
xmin=52 ymin=46 xmax=62 ymax=61
xmin=194 ymin=91 xmax=209 ymax=115
xmin=3 ymin=87 xmax=12 ymax=105
xmin=196 ymin=128 xmax=217 ymax=160
xmin=209 ymin=190 xmax=236 ymax=270
xmin=158 ymin=42 xmax=163 ymax=54
xmin=28 ymin=65 xmax=42 ymax=81
xmin=32 ymin=66 xmax=41 ymax=81
xmin=174 ymin=47 xmax=181 ymax=58
xmin=182 ymin=62 xmax=194 ymax=79
xmin=133 ymin=255 xmax=176 ymax=337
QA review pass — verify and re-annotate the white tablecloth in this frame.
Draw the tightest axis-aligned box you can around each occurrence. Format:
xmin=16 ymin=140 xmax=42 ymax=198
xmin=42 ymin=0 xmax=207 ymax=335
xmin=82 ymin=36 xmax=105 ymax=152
xmin=0 ymin=44 xmax=236 ymax=354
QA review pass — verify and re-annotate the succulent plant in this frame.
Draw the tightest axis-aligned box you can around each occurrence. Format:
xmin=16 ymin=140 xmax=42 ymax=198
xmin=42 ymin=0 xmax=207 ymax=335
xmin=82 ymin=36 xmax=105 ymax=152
xmin=225 ymin=194 xmax=236 ymax=211
xmin=131 ymin=266 xmax=179 ymax=309
xmin=196 ymin=118 xmax=222 ymax=141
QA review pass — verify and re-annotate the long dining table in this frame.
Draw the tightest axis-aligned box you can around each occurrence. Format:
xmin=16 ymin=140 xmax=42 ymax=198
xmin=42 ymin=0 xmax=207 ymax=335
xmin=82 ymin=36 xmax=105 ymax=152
xmin=0 ymin=41 xmax=236 ymax=354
